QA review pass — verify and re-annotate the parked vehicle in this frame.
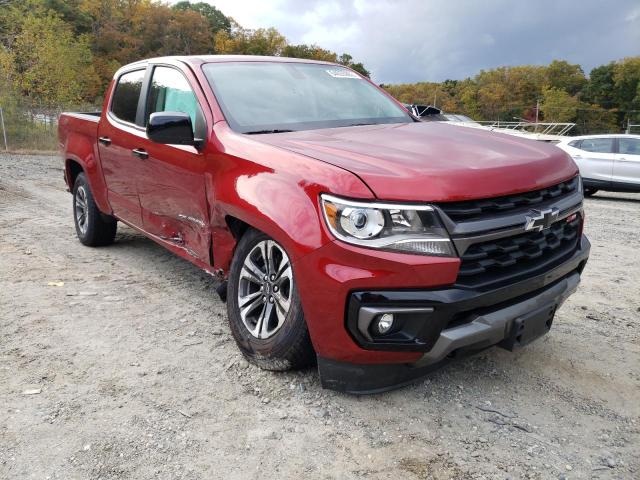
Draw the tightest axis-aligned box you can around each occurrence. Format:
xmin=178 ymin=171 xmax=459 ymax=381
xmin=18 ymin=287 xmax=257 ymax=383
xmin=58 ymin=56 xmax=590 ymax=393
xmin=408 ymin=105 xmax=574 ymax=142
xmin=556 ymin=134 xmax=640 ymax=196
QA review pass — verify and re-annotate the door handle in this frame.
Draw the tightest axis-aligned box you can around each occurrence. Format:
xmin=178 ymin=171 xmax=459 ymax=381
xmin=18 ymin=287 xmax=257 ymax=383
xmin=132 ymin=148 xmax=148 ymax=159
xmin=98 ymin=136 xmax=111 ymax=146
xmin=573 ymin=155 xmax=582 ymax=158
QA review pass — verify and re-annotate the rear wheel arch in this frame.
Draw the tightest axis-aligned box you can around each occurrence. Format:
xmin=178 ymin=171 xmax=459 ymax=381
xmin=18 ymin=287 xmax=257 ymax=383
xmin=66 ymin=159 xmax=84 ymax=189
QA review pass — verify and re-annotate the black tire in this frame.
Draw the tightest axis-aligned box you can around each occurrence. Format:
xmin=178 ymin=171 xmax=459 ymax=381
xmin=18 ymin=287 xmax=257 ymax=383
xmin=72 ymin=173 xmax=117 ymax=246
xmin=584 ymin=187 xmax=598 ymax=197
xmin=226 ymin=228 xmax=315 ymax=371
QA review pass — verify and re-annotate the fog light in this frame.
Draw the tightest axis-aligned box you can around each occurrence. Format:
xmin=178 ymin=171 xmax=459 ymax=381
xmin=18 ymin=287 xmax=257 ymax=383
xmin=375 ymin=313 xmax=394 ymax=334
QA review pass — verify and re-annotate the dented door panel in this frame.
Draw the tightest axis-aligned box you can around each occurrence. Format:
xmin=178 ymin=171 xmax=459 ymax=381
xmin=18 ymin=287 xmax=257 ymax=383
xmin=137 ymin=141 xmax=211 ymax=263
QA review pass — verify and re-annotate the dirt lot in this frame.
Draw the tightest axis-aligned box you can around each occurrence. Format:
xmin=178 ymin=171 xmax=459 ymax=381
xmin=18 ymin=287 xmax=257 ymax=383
xmin=1 ymin=153 xmax=638 ymax=480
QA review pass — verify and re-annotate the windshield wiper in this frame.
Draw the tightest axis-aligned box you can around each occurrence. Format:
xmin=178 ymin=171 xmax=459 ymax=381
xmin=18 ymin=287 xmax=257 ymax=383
xmin=344 ymin=122 xmax=378 ymax=127
xmin=244 ymin=129 xmax=295 ymax=134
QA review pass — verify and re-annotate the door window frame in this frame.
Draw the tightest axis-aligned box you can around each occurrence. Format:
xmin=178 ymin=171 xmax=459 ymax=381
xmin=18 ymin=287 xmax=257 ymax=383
xmin=141 ymin=64 xmax=208 ymax=139
xmin=616 ymin=137 xmax=640 ymax=156
xmin=577 ymin=137 xmax=616 ymax=154
xmin=107 ymin=66 xmax=151 ymax=130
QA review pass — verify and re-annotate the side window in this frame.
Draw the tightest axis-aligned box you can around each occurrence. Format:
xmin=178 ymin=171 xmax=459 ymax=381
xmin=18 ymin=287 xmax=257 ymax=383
xmin=147 ymin=66 xmax=205 ymax=138
xmin=111 ymin=69 xmax=146 ymax=124
xmin=568 ymin=140 xmax=582 ymax=148
xmin=579 ymin=138 xmax=614 ymax=154
xmin=618 ymin=138 xmax=640 ymax=155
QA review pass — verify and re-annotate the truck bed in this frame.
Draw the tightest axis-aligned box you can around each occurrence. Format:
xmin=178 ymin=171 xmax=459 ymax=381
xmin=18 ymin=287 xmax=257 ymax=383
xmin=61 ymin=111 xmax=101 ymax=121
xmin=58 ymin=111 xmax=101 ymax=150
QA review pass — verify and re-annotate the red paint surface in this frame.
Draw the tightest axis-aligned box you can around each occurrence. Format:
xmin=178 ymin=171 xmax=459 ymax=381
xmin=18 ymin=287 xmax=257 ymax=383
xmin=59 ymin=55 xmax=579 ymax=365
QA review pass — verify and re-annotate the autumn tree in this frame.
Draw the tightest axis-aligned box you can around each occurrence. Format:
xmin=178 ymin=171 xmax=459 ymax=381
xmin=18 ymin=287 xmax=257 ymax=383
xmin=612 ymin=57 xmax=640 ymax=114
xmin=281 ymin=44 xmax=338 ymax=62
xmin=7 ymin=11 xmax=100 ymax=105
xmin=172 ymin=1 xmax=231 ymax=35
xmin=546 ymin=60 xmax=587 ymax=96
xmin=540 ymin=87 xmax=581 ymax=123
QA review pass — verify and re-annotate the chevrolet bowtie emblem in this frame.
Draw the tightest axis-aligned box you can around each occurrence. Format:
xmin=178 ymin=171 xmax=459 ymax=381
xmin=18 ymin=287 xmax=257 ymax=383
xmin=524 ymin=208 xmax=559 ymax=232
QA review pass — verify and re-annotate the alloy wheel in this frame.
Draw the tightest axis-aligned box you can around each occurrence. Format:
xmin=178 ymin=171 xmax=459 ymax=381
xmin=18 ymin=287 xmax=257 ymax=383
xmin=237 ymin=239 xmax=293 ymax=339
xmin=75 ymin=186 xmax=89 ymax=235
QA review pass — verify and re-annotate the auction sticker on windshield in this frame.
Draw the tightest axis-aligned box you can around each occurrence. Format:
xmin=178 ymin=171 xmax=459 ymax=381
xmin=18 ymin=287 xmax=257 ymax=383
xmin=326 ymin=69 xmax=361 ymax=79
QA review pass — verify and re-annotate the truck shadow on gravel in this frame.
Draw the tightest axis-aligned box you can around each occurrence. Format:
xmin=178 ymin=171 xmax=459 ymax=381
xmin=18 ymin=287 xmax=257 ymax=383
xmin=103 ymin=224 xmax=504 ymax=393
xmin=587 ymin=194 xmax=640 ymax=204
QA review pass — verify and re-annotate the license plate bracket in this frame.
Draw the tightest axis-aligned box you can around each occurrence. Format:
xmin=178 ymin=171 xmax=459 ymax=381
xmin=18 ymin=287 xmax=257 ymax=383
xmin=499 ymin=304 xmax=556 ymax=351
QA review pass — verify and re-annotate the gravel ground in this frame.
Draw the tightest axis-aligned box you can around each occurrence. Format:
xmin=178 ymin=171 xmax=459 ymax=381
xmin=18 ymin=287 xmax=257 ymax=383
xmin=1 ymin=153 xmax=638 ymax=480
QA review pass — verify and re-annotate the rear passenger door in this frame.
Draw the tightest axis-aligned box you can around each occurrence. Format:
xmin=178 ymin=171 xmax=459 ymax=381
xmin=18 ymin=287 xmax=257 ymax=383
xmin=134 ymin=64 xmax=211 ymax=263
xmin=573 ymin=137 xmax=615 ymax=186
xmin=98 ymin=68 xmax=148 ymax=226
xmin=613 ymin=137 xmax=640 ymax=187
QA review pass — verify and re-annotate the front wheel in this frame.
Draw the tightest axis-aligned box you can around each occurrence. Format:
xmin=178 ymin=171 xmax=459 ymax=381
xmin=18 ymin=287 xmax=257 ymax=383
xmin=73 ymin=173 xmax=117 ymax=246
xmin=226 ymin=228 xmax=315 ymax=371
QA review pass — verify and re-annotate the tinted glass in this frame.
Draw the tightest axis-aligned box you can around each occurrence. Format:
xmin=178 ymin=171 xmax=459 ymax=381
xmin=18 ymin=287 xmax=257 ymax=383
xmin=579 ymin=138 xmax=613 ymax=153
xmin=619 ymin=138 xmax=640 ymax=155
xmin=568 ymin=140 xmax=581 ymax=148
xmin=147 ymin=66 xmax=204 ymax=137
xmin=202 ymin=62 xmax=412 ymax=133
xmin=111 ymin=69 xmax=145 ymax=124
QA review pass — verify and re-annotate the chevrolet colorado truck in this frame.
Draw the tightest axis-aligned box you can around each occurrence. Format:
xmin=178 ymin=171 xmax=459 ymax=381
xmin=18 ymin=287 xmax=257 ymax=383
xmin=58 ymin=56 xmax=590 ymax=393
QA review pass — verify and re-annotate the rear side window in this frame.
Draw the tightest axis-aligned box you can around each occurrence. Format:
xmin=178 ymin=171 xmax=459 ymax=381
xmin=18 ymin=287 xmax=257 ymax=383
xmin=619 ymin=138 xmax=640 ymax=155
xmin=147 ymin=66 xmax=205 ymax=138
xmin=568 ymin=140 xmax=581 ymax=148
xmin=579 ymin=138 xmax=613 ymax=153
xmin=111 ymin=69 xmax=146 ymax=124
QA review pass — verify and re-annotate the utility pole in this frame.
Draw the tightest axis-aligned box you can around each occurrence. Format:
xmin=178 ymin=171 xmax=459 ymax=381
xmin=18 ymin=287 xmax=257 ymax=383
xmin=0 ymin=106 xmax=8 ymax=151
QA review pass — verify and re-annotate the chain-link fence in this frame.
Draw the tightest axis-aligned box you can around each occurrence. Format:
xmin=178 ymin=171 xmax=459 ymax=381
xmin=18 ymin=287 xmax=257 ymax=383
xmin=0 ymin=100 xmax=99 ymax=152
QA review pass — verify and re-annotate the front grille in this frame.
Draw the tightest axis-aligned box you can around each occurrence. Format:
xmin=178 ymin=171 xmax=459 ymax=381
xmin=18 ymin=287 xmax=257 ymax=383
xmin=456 ymin=214 xmax=581 ymax=289
xmin=439 ymin=176 xmax=579 ymax=222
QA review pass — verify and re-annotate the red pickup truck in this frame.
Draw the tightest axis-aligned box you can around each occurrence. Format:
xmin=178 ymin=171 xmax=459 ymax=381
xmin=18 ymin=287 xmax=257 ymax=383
xmin=58 ymin=56 xmax=590 ymax=393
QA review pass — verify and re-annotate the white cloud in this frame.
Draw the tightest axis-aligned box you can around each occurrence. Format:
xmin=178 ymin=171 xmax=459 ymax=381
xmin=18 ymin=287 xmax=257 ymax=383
xmin=176 ymin=0 xmax=640 ymax=83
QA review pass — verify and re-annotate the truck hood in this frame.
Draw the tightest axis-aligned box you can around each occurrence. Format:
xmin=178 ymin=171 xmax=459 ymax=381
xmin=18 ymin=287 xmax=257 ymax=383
xmin=251 ymin=122 xmax=578 ymax=202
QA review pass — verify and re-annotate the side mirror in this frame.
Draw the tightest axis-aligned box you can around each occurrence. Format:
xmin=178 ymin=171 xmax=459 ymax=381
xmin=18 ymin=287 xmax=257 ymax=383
xmin=147 ymin=112 xmax=195 ymax=146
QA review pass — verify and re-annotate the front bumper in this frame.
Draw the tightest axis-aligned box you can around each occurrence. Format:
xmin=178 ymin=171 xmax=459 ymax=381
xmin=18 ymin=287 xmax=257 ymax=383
xmin=312 ymin=235 xmax=590 ymax=393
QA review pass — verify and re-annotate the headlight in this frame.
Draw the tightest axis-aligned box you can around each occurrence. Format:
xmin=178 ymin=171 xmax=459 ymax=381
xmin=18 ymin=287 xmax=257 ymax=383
xmin=320 ymin=194 xmax=456 ymax=256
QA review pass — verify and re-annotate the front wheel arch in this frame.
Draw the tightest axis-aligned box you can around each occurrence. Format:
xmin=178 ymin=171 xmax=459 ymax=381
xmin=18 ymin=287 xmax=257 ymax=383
xmin=225 ymin=227 xmax=315 ymax=370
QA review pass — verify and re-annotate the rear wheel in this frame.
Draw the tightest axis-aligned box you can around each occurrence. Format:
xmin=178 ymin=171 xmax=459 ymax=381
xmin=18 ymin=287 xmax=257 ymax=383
xmin=226 ymin=228 xmax=314 ymax=370
xmin=583 ymin=187 xmax=598 ymax=197
xmin=73 ymin=173 xmax=117 ymax=246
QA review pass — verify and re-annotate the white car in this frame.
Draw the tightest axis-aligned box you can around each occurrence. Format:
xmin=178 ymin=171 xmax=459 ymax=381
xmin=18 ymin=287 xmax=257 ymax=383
xmin=556 ymin=134 xmax=640 ymax=196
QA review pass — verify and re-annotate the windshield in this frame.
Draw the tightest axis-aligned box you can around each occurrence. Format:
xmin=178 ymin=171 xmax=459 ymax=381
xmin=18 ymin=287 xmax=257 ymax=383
xmin=202 ymin=62 xmax=413 ymax=134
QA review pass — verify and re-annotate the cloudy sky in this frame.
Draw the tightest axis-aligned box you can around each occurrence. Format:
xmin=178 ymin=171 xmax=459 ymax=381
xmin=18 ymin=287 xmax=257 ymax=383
xmin=190 ymin=0 xmax=640 ymax=84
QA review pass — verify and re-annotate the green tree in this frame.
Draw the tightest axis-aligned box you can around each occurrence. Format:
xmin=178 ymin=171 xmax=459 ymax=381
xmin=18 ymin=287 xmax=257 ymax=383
xmin=612 ymin=57 xmax=640 ymax=113
xmin=11 ymin=12 xmax=100 ymax=104
xmin=545 ymin=60 xmax=587 ymax=96
xmin=173 ymin=1 xmax=231 ymax=35
xmin=540 ymin=87 xmax=581 ymax=123
xmin=337 ymin=53 xmax=370 ymax=77
xmin=574 ymin=107 xmax=620 ymax=135
xmin=582 ymin=63 xmax=615 ymax=108
xmin=282 ymin=44 xmax=337 ymax=62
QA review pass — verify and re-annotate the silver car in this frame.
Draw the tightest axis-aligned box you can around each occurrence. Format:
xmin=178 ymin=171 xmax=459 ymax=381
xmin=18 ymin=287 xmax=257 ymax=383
xmin=556 ymin=134 xmax=640 ymax=196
